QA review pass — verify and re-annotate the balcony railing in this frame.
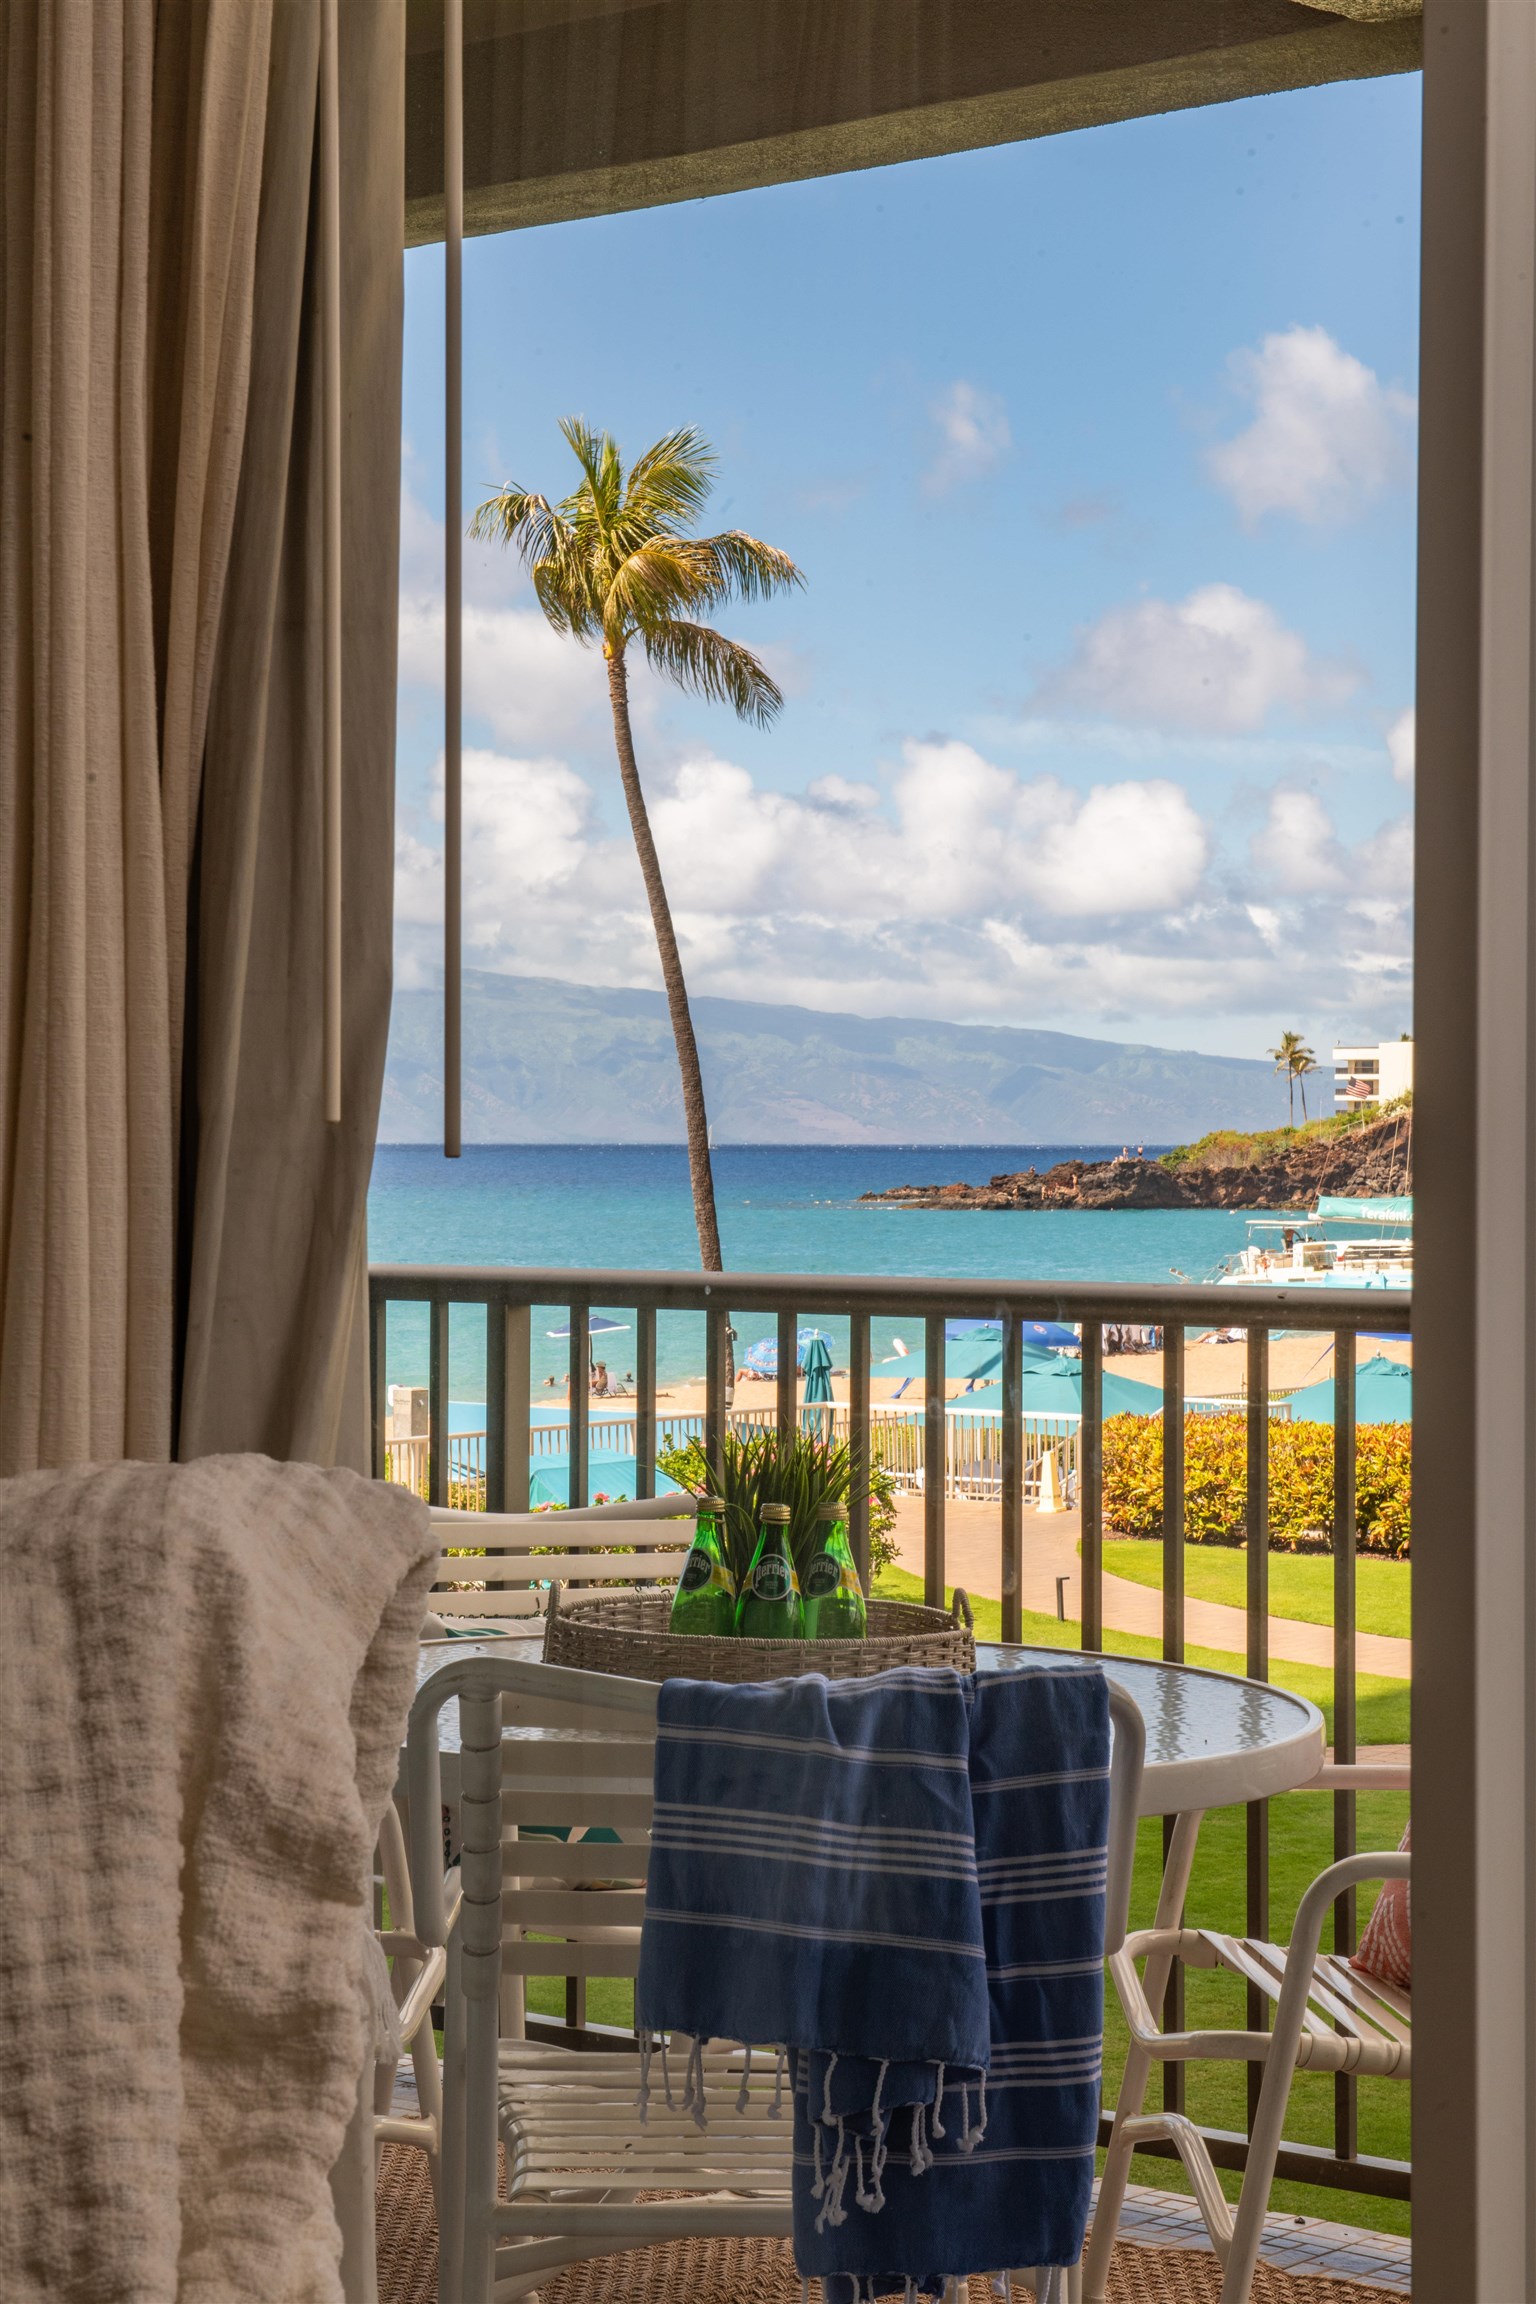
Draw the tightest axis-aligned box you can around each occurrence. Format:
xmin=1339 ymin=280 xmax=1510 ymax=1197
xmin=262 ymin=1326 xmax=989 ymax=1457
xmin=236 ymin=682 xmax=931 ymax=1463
xmin=370 ymin=1263 xmax=1411 ymax=2211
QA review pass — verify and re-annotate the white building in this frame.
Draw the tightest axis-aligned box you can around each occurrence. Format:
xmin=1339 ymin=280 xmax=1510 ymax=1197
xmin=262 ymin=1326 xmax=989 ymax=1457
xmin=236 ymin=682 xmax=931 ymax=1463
xmin=1332 ymin=1038 xmax=1414 ymax=1112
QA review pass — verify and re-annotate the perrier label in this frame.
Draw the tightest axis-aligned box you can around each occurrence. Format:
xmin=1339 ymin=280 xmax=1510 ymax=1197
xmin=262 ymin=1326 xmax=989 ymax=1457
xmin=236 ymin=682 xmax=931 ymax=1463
xmin=669 ymin=1497 xmax=737 ymax=1636
xmin=802 ymin=1501 xmax=868 ymax=1640
xmin=734 ymin=1502 xmax=804 ymax=1639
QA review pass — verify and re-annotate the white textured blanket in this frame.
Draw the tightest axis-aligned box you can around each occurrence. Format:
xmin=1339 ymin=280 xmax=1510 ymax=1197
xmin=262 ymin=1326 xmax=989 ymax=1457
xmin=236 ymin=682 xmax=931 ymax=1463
xmin=0 ymin=1454 xmax=437 ymax=2303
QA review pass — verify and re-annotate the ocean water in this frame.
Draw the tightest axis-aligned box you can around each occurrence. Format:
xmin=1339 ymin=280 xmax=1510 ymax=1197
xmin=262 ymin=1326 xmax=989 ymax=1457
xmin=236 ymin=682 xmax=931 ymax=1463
xmin=369 ymin=1143 xmax=1267 ymax=1398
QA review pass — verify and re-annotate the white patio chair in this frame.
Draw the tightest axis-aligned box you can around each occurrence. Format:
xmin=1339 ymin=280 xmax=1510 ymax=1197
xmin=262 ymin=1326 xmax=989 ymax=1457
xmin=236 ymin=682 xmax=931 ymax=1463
xmin=425 ymin=1495 xmax=693 ymax=1635
xmin=373 ymin=1801 xmax=453 ymax=2198
xmin=1084 ymin=1761 xmax=1411 ymax=2304
xmin=407 ymin=1653 xmax=1145 ymax=2304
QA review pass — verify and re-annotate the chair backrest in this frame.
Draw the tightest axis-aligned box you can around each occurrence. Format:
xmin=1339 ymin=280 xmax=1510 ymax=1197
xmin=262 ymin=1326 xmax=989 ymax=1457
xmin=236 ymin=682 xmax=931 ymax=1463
xmin=406 ymin=1654 xmax=1144 ymax=1961
xmin=426 ymin=1497 xmax=694 ymax=1626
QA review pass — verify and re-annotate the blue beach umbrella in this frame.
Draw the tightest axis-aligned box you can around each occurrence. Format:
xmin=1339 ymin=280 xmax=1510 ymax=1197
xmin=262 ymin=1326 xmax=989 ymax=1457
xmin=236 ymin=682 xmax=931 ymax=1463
xmin=743 ymin=1327 xmax=833 ymax=1379
xmin=1285 ymin=1354 xmax=1412 ymax=1426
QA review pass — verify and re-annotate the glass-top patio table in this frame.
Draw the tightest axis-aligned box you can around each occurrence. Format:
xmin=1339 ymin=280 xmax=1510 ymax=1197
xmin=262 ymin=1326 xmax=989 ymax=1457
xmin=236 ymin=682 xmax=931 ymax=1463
xmin=412 ymin=1636 xmax=1326 ymax=1819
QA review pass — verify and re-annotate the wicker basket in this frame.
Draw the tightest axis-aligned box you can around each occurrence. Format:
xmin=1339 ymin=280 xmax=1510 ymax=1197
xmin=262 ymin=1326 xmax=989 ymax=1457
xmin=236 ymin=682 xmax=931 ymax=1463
xmin=541 ymin=1582 xmax=975 ymax=1684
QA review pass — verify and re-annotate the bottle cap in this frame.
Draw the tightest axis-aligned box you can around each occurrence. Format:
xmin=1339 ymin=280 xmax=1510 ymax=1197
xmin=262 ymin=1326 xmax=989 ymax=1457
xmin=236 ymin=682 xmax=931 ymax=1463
xmin=759 ymin=1502 xmax=792 ymax=1523
xmin=694 ymin=1495 xmax=725 ymax=1512
xmin=816 ymin=1501 xmax=848 ymax=1520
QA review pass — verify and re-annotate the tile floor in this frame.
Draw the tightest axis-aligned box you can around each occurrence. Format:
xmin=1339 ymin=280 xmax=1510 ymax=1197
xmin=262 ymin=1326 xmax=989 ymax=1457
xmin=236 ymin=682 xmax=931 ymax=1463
xmin=1112 ymin=2181 xmax=1410 ymax=2293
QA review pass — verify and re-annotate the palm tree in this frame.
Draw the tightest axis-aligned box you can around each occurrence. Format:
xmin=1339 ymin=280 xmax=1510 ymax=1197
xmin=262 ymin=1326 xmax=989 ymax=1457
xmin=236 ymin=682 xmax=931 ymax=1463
xmin=470 ymin=421 xmax=803 ymax=1275
xmin=1268 ymin=1030 xmax=1318 ymax=1124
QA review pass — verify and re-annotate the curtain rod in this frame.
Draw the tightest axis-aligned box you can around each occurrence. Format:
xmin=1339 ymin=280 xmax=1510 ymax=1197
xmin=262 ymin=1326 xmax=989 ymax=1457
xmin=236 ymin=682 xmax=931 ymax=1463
xmin=444 ymin=0 xmax=464 ymax=1157
xmin=321 ymin=0 xmax=343 ymax=1123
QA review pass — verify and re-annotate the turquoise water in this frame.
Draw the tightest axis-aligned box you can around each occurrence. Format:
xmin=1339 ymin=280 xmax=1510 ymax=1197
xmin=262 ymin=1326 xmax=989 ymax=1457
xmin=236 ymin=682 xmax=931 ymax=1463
xmin=370 ymin=1143 xmax=1266 ymax=1398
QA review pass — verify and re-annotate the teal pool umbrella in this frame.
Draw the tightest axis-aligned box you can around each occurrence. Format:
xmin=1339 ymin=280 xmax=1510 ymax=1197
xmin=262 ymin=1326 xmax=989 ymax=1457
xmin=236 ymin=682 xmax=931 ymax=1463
xmin=879 ymin=1334 xmax=1057 ymax=1393
xmin=1285 ymin=1354 xmax=1412 ymax=1425
xmin=801 ymin=1333 xmax=835 ymax=1403
xmin=962 ymin=1359 xmax=1163 ymax=1418
xmin=801 ymin=1332 xmax=835 ymax=1431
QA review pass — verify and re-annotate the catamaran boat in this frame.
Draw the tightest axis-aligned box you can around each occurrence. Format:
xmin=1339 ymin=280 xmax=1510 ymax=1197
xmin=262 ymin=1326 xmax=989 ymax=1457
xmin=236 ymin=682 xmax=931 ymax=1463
xmin=1210 ymin=1194 xmax=1412 ymax=1291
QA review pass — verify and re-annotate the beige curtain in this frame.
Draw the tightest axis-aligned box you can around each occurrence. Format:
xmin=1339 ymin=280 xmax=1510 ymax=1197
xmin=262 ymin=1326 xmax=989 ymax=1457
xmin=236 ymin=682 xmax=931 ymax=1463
xmin=0 ymin=3 xmax=402 ymax=1476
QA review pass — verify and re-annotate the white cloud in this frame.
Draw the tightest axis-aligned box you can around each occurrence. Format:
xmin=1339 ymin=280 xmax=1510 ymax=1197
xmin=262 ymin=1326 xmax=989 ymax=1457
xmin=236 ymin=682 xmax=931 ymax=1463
xmin=1386 ymin=707 xmax=1414 ymax=785
xmin=1249 ymin=790 xmax=1348 ymax=894
xmin=394 ymin=736 xmax=1417 ymax=1037
xmin=924 ymin=382 xmax=1011 ymax=493
xmin=1207 ymin=325 xmax=1415 ymax=525
xmin=1042 ymin=583 xmax=1358 ymax=733
xmin=398 ymin=598 xmax=608 ymax=755
xmin=1249 ymin=787 xmax=1411 ymax=902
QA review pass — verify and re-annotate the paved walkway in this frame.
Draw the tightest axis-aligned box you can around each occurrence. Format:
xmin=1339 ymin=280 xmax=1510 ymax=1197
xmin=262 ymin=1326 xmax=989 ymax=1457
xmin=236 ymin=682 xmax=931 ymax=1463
xmin=890 ymin=1498 xmax=1412 ymax=1680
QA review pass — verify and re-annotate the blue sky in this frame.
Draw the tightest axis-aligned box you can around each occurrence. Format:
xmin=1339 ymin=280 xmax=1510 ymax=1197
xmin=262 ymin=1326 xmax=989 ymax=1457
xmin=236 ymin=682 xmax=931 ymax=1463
xmin=396 ymin=69 xmax=1419 ymax=1062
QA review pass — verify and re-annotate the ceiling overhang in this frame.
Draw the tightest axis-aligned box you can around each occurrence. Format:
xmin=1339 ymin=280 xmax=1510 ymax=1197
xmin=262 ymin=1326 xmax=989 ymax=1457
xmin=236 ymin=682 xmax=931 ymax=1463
xmin=404 ymin=0 xmax=1421 ymax=246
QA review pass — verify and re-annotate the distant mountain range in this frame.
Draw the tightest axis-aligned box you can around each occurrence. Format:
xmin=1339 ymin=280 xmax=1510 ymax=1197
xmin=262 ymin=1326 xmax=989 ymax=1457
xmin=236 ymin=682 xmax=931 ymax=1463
xmin=380 ymin=971 xmax=1288 ymax=1144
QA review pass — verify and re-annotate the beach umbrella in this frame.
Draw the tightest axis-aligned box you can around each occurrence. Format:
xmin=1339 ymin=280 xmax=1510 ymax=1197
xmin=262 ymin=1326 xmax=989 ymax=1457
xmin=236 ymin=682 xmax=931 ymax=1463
xmin=1285 ymin=1354 xmax=1412 ymax=1426
xmin=801 ymin=1334 xmax=834 ymax=1403
xmin=961 ymin=1359 xmax=1163 ymax=1418
xmin=880 ymin=1334 xmax=1066 ymax=1394
xmin=743 ymin=1326 xmax=833 ymax=1380
xmin=801 ymin=1332 xmax=835 ymax=1432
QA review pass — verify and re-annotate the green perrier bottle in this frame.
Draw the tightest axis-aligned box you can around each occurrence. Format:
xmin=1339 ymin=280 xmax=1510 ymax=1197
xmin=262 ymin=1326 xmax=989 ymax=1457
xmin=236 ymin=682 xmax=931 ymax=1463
xmin=734 ymin=1502 xmax=804 ymax=1639
xmin=801 ymin=1501 xmax=868 ymax=1640
xmin=668 ymin=1497 xmax=737 ymax=1636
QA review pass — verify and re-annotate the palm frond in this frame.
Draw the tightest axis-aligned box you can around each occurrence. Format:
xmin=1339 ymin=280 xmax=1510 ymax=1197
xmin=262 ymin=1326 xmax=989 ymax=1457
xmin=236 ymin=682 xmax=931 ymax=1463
xmin=623 ymin=426 xmax=716 ymax=526
xmin=467 ymin=489 xmax=600 ymax=637
xmin=559 ymin=416 xmax=624 ymax=531
xmin=692 ymin=530 xmax=804 ymax=603
xmin=641 ymin=619 xmax=785 ymax=727
xmin=602 ymin=538 xmax=722 ymax=642
xmin=467 ymin=487 xmax=561 ymax=560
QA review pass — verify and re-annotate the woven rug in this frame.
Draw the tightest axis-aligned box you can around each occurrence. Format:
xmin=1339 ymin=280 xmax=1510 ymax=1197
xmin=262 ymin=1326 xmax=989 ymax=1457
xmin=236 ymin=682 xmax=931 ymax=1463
xmin=375 ymin=2147 xmax=1398 ymax=2303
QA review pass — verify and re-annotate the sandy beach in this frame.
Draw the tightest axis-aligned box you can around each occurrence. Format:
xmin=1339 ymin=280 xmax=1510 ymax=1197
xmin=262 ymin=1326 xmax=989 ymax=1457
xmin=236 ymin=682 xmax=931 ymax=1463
xmin=568 ymin=1329 xmax=1409 ymax=1423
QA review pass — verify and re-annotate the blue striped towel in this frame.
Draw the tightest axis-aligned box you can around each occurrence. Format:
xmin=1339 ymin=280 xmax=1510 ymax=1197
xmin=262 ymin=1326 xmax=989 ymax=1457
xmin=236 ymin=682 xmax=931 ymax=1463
xmin=635 ymin=1662 xmax=1110 ymax=2299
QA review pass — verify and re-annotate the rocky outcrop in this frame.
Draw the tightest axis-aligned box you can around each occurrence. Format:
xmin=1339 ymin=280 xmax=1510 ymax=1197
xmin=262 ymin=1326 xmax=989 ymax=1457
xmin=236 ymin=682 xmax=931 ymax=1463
xmin=861 ymin=1109 xmax=1412 ymax=1213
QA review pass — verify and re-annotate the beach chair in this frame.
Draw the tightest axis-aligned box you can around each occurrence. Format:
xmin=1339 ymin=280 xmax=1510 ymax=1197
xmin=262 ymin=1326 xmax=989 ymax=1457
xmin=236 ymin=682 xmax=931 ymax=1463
xmin=424 ymin=1496 xmax=694 ymax=1635
xmin=1084 ymin=1760 xmax=1411 ymax=2304
xmin=407 ymin=1653 xmax=1145 ymax=2304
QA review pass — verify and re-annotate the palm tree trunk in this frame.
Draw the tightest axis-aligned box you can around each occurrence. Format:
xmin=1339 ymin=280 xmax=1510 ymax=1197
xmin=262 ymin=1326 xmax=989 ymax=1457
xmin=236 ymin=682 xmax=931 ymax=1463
xmin=605 ymin=647 xmax=724 ymax=1273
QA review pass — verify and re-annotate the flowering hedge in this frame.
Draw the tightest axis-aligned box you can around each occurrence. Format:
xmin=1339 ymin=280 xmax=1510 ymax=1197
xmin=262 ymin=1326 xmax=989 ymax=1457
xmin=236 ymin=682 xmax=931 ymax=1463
xmin=1101 ymin=1413 xmax=1411 ymax=1558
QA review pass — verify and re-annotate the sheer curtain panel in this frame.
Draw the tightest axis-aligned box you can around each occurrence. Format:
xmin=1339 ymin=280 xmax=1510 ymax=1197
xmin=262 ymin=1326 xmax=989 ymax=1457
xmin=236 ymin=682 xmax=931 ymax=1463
xmin=0 ymin=2 xmax=402 ymax=1476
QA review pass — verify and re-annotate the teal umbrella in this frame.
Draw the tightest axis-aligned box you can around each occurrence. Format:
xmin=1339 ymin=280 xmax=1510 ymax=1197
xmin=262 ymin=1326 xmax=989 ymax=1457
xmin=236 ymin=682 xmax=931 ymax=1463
xmin=879 ymin=1335 xmax=1059 ymax=1394
xmin=963 ymin=1359 xmax=1162 ymax=1419
xmin=800 ymin=1331 xmax=835 ymax=1434
xmin=1285 ymin=1354 xmax=1411 ymax=1426
xmin=801 ymin=1334 xmax=834 ymax=1404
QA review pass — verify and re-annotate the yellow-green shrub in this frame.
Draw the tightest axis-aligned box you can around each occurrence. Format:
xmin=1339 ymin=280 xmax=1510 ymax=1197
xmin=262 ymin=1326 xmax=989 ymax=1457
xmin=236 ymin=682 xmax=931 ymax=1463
xmin=1101 ymin=1413 xmax=1410 ymax=1558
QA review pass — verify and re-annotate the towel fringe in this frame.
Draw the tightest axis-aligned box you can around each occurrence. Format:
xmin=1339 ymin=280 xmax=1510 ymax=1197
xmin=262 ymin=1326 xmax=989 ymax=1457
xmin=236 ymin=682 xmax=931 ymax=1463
xmin=637 ymin=2029 xmax=653 ymax=2124
xmin=680 ymin=2033 xmax=708 ymax=2128
xmin=736 ymin=2040 xmax=755 ymax=2115
xmin=931 ymin=2062 xmax=947 ymax=2139
xmin=770 ymin=2044 xmax=788 ymax=2118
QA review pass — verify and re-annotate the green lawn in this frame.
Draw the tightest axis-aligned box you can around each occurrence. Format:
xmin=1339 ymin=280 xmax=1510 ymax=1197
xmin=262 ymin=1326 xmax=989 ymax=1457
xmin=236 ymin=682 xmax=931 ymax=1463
xmin=874 ymin=1567 xmax=1410 ymax=1747
xmin=1100 ymin=1539 xmax=1411 ymax=1642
